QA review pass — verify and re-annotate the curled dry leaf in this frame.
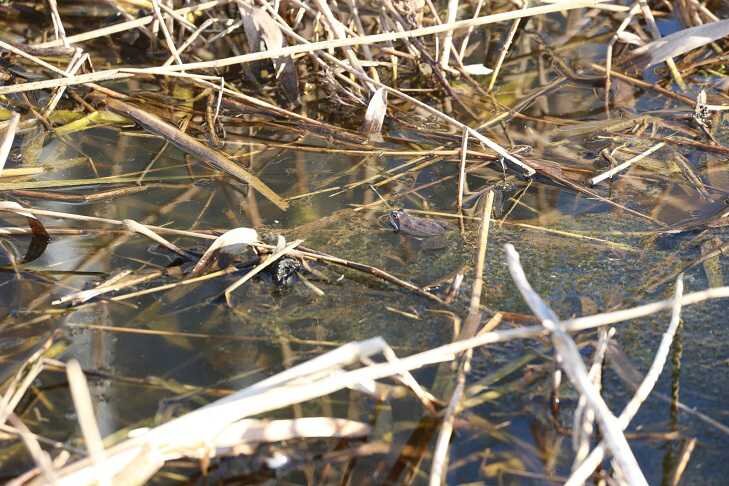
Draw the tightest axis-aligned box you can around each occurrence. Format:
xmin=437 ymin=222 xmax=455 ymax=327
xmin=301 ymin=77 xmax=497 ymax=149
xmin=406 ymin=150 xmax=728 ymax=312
xmin=625 ymin=19 xmax=729 ymax=69
xmin=360 ymin=88 xmax=387 ymax=142
xmin=0 ymin=201 xmax=49 ymax=239
xmin=241 ymin=6 xmax=299 ymax=105
xmin=189 ymin=227 xmax=259 ymax=276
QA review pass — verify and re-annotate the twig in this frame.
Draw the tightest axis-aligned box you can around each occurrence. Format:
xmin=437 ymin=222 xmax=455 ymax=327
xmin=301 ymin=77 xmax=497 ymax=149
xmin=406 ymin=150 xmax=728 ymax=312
xmin=590 ymin=142 xmax=665 ymax=185
xmin=66 ymin=360 xmax=110 ymax=486
xmin=566 ymin=276 xmax=685 ymax=485
xmin=4 ymin=1 xmax=621 ymax=95
xmin=505 ymin=244 xmax=648 ymax=485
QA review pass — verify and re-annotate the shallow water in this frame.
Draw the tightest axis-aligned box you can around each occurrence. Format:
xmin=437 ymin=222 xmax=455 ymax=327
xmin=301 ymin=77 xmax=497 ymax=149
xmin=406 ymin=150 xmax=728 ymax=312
xmin=2 ymin=6 xmax=729 ymax=486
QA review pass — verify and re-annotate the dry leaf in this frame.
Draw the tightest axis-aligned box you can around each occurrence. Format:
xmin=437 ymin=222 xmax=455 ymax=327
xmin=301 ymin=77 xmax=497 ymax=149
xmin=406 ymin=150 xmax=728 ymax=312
xmin=190 ymin=227 xmax=259 ymax=276
xmin=625 ymin=19 xmax=729 ymax=69
xmin=241 ymin=7 xmax=299 ymax=105
xmin=462 ymin=64 xmax=494 ymax=75
xmin=0 ymin=201 xmax=49 ymax=239
xmin=123 ymin=219 xmax=191 ymax=258
xmin=360 ymin=88 xmax=387 ymax=142
xmin=615 ymin=31 xmax=644 ymax=46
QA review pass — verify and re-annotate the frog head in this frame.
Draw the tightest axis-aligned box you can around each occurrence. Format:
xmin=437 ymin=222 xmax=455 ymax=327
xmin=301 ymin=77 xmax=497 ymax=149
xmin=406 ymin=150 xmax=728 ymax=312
xmin=388 ymin=209 xmax=406 ymax=232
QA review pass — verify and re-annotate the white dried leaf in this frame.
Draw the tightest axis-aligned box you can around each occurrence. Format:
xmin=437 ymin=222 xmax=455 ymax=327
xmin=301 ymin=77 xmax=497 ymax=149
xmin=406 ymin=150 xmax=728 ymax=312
xmin=190 ymin=227 xmax=258 ymax=276
xmin=123 ymin=219 xmax=189 ymax=258
xmin=462 ymin=64 xmax=494 ymax=75
xmin=627 ymin=19 xmax=729 ymax=69
xmin=360 ymin=88 xmax=387 ymax=142
xmin=615 ymin=31 xmax=645 ymax=46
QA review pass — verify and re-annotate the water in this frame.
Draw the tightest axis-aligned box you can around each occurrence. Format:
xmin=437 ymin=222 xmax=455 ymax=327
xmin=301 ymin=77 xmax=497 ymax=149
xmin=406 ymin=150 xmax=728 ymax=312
xmin=2 ymin=8 xmax=729 ymax=486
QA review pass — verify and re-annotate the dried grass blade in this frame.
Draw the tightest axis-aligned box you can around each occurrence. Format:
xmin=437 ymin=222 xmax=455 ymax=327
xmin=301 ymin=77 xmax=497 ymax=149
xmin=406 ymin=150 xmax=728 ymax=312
xmin=505 ymin=244 xmax=647 ymax=485
xmin=104 ymin=99 xmax=288 ymax=210
xmin=123 ymin=219 xmax=190 ymax=258
xmin=66 ymin=360 xmax=110 ymax=486
xmin=0 ymin=112 xmax=20 ymax=176
xmin=566 ymin=277 xmax=685 ymax=485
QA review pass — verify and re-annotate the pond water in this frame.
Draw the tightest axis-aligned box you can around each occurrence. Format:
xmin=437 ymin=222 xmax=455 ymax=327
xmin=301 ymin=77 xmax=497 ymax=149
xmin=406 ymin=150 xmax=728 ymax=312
xmin=2 ymin=4 xmax=729 ymax=486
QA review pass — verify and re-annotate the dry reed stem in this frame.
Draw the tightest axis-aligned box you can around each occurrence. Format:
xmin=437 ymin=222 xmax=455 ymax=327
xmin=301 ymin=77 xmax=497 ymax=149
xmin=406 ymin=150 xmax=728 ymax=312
xmin=439 ymin=0 xmax=459 ymax=69
xmin=0 ymin=111 xmax=20 ymax=175
xmin=431 ymin=191 xmax=494 ymax=485
xmin=505 ymin=244 xmax=648 ymax=485
xmin=0 ymin=335 xmax=54 ymax=427
xmin=2 ymin=1 xmax=619 ymax=95
xmin=66 ymin=360 xmax=111 ymax=486
xmin=487 ymin=5 xmax=524 ymax=92
xmin=571 ymin=327 xmax=612 ymax=471
xmin=6 ymin=414 xmax=58 ymax=485
xmin=42 ymin=49 xmax=88 ymax=118
xmin=566 ymin=276 xmax=685 ymax=485
xmin=46 ymin=0 xmax=68 ymax=47
xmin=34 ymin=0 xmax=228 ymax=48
xmin=590 ymin=142 xmax=666 ymax=185
xmin=151 ymin=0 xmax=182 ymax=65
xmin=456 ymin=130 xmax=468 ymax=225
xmin=669 ymin=438 xmax=697 ymax=486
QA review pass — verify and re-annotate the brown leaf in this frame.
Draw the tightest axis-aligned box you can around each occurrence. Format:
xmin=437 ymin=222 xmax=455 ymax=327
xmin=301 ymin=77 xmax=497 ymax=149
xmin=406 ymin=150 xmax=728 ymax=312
xmin=0 ymin=201 xmax=49 ymax=239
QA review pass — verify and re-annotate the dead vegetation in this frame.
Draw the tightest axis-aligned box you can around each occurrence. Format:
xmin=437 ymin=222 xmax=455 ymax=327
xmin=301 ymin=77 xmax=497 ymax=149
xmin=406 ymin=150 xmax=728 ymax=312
xmin=1 ymin=0 xmax=729 ymax=484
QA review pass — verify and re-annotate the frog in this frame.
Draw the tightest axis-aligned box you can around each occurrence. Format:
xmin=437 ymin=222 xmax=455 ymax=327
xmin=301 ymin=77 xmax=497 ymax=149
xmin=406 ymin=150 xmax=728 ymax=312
xmin=388 ymin=209 xmax=449 ymax=237
xmin=387 ymin=209 xmax=451 ymax=252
